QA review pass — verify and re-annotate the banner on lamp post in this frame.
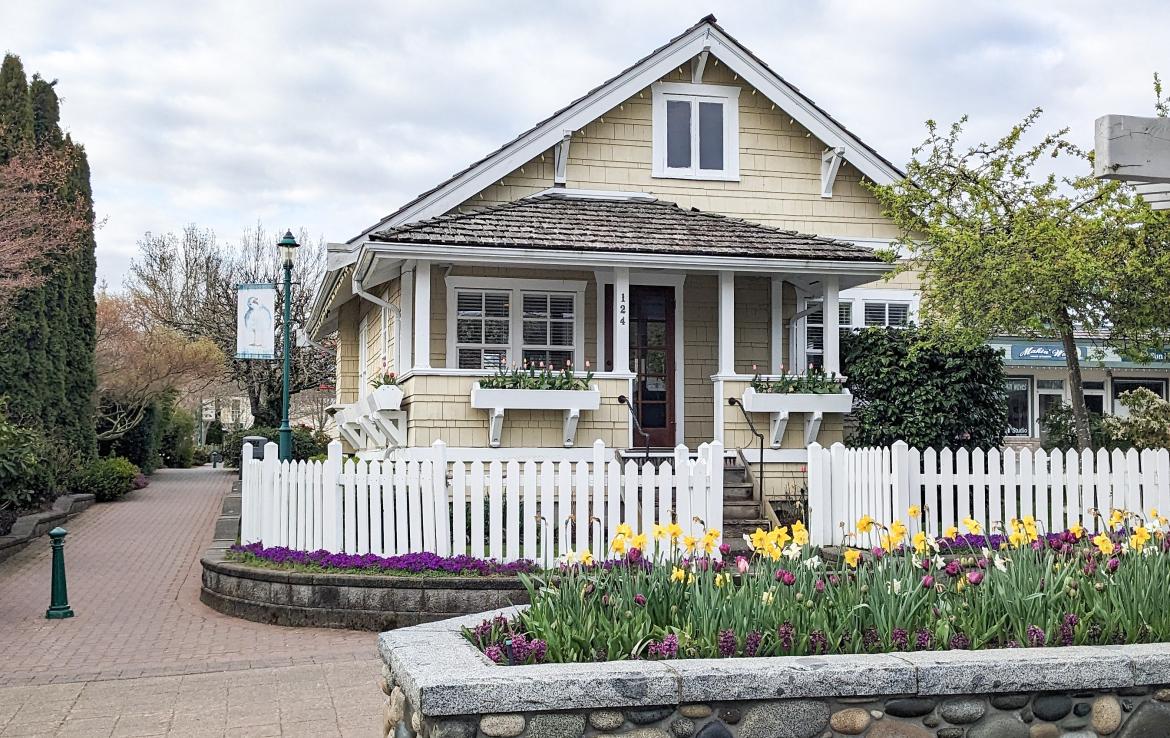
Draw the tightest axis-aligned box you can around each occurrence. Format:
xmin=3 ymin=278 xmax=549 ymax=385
xmin=235 ymin=283 xmax=277 ymax=360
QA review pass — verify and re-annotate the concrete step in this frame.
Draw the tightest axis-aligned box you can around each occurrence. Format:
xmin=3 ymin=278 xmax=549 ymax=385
xmin=723 ymin=501 xmax=763 ymax=520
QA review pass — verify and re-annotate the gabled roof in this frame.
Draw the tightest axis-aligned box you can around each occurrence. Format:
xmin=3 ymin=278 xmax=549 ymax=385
xmin=345 ymin=14 xmax=903 ymax=245
xmin=370 ymin=193 xmax=880 ymax=262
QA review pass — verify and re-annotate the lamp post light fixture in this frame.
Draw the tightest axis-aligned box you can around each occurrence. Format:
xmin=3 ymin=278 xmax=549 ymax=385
xmin=277 ymin=230 xmax=300 ymax=461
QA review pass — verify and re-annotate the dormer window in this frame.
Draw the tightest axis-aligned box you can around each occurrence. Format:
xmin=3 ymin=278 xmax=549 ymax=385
xmin=651 ymin=82 xmax=740 ymax=181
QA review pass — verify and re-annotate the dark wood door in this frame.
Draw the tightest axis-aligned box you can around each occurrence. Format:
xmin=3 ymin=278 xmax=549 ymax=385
xmin=629 ymin=286 xmax=675 ymax=446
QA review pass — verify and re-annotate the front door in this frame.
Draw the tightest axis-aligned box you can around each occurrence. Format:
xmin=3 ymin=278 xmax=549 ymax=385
xmin=629 ymin=286 xmax=675 ymax=446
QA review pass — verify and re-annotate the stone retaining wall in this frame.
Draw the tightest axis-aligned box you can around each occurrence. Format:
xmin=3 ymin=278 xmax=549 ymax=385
xmin=0 ymin=493 xmax=95 ymax=564
xmin=199 ymin=552 xmax=530 ymax=631
xmin=378 ymin=608 xmax=1170 ymax=738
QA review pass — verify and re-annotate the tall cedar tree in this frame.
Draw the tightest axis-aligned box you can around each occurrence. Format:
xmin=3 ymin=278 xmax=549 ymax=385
xmin=0 ymin=54 xmax=97 ymax=454
xmin=869 ymin=110 xmax=1170 ymax=450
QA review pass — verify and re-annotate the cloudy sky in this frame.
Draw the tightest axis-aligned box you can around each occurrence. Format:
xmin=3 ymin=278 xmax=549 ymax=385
xmin=4 ymin=1 xmax=1167 ymax=285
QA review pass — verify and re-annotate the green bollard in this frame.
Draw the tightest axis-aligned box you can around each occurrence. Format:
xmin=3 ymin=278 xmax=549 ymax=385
xmin=45 ymin=527 xmax=74 ymax=619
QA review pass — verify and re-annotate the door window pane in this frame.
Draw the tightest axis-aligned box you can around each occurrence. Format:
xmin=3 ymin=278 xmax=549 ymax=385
xmin=666 ymin=100 xmax=691 ymax=168
xmin=698 ymin=101 xmax=724 ymax=170
xmin=1005 ymin=377 xmax=1031 ymax=437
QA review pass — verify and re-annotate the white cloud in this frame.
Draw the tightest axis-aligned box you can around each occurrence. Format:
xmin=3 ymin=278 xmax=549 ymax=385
xmin=4 ymin=0 xmax=1168 ymax=286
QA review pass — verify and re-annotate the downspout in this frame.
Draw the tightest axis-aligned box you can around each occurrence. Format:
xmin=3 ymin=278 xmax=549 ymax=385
xmin=352 ymin=269 xmax=401 ymax=371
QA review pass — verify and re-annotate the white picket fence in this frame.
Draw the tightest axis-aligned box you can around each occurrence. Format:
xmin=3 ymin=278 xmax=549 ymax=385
xmin=806 ymin=441 xmax=1170 ymax=547
xmin=239 ymin=440 xmax=725 ymax=567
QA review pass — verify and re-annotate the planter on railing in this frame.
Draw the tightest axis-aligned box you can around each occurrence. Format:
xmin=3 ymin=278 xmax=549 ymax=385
xmin=740 ymin=387 xmax=853 ymax=447
xmin=334 ymin=385 xmax=407 ymax=452
xmin=470 ymin=383 xmax=602 ymax=448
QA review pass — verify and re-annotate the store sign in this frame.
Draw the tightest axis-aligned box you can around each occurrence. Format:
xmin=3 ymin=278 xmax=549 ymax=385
xmin=1009 ymin=343 xmax=1088 ymax=361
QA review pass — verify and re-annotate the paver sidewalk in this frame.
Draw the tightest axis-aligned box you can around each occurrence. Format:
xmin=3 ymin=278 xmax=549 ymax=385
xmin=0 ymin=466 xmax=382 ymax=736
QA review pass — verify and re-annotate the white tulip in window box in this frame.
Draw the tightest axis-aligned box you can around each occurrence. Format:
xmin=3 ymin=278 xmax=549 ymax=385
xmin=470 ymin=383 xmax=602 ymax=448
xmin=740 ymin=387 xmax=854 ymax=447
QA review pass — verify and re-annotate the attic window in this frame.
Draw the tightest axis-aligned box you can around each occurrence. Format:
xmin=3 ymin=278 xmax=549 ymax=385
xmin=652 ymin=82 xmax=740 ymax=181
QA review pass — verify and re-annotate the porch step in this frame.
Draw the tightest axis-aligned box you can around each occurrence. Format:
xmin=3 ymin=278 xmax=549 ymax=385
xmin=724 ymin=500 xmax=763 ymax=521
xmin=722 ymin=518 xmax=771 ymax=556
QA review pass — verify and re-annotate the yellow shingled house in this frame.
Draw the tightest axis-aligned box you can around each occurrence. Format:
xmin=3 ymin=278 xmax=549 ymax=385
xmin=307 ymin=16 xmax=920 ymax=524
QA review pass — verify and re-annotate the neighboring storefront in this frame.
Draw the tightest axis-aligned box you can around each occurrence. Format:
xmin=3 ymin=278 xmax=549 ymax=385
xmin=990 ymin=337 xmax=1170 ymax=444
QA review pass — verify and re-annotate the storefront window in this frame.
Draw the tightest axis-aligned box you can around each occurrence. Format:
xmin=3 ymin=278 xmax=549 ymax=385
xmin=1036 ymin=378 xmax=1064 ymax=439
xmin=1082 ymin=381 xmax=1106 ymax=415
xmin=1112 ymin=378 xmax=1168 ymax=416
xmin=1005 ymin=377 xmax=1031 ymax=437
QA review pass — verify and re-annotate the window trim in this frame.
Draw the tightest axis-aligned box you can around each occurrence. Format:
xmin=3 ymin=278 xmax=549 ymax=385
xmin=651 ymin=81 xmax=740 ymax=181
xmin=445 ymin=276 xmax=586 ymax=370
xmin=358 ymin=314 xmax=370 ymax=399
xmin=1005 ymin=375 xmax=1033 ymax=438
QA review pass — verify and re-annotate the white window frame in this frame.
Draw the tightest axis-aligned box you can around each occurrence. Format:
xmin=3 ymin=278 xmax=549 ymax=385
xmin=651 ymin=81 xmax=740 ymax=181
xmin=862 ymin=300 xmax=912 ymax=328
xmin=445 ymin=276 xmax=586 ymax=371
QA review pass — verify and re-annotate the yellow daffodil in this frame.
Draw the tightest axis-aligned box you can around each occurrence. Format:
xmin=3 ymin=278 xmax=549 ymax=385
xmin=1008 ymin=529 xmax=1027 ymax=548
xmin=761 ymin=590 xmax=774 ymax=605
xmin=908 ymin=505 xmax=921 ymax=518
xmin=748 ymin=528 xmax=768 ymax=552
xmin=1093 ymin=532 xmax=1114 ymax=557
xmin=912 ymin=530 xmax=927 ymax=555
xmin=702 ymin=537 xmax=718 ymax=555
xmin=714 ymin=573 xmax=727 ymax=588
xmin=631 ymin=533 xmax=648 ymax=551
xmin=1151 ymin=508 xmax=1160 ymax=520
xmin=943 ymin=525 xmax=959 ymax=540
xmin=792 ymin=521 xmax=809 ymax=547
xmin=579 ymin=548 xmax=594 ymax=566
xmin=844 ymin=548 xmax=862 ymax=568
xmin=668 ymin=522 xmax=683 ymax=541
xmin=671 ymin=566 xmax=686 ymax=583
xmin=616 ymin=522 xmax=634 ymax=538
xmin=687 ymin=572 xmax=696 ymax=585
xmin=888 ymin=520 xmax=908 ymax=544
xmin=1069 ymin=521 xmax=1084 ymax=539
xmin=770 ymin=526 xmax=791 ymax=549
xmin=1131 ymin=526 xmax=1151 ymax=551
xmin=651 ymin=523 xmax=667 ymax=541
xmin=962 ymin=517 xmax=983 ymax=535
xmin=857 ymin=514 xmax=875 ymax=534
xmin=682 ymin=536 xmax=698 ymax=553
xmin=1109 ymin=509 xmax=1125 ymax=529
xmin=610 ymin=535 xmax=627 ymax=554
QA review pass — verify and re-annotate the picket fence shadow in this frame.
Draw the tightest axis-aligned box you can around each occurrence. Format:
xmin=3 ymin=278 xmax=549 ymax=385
xmin=807 ymin=441 xmax=1170 ymax=548
xmin=239 ymin=440 xmax=725 ymax=566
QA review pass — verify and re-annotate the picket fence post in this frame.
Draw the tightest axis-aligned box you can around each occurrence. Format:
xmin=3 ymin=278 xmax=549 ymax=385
xmin=432 ymin=440 xmax=449 ymax=557
xmin=323 ymin=440 xmax=343 ymax=552
xmin=240 ymin=442 xmax=256 ymax=544
xmin=891 ymin=440 xmax=911 ymax=530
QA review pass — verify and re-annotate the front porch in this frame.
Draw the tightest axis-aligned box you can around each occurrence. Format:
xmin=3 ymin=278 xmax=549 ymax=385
xmin=325 ymin=192 xmax=888 ymax=496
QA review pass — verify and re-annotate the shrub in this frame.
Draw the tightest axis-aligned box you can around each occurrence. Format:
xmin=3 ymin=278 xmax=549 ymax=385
xmin=204 ymin=419 xmax=224 ymax=446
xmin=220 ymin=425 xmax=331 ymax=467
xmin=99 ymin=397 xmax=164 ymax=473
xmin=75 ymin=457 xmax=140 ymax=502
xmin=0 ymin=411 xmax=56 ymax=513
xmin=841 ymin=326 xmax=1007 ymax=449
xmin=190 ymin=446 xmax=211 ymax=466
xmin=1040 ymin=402 xmax=1120 ymax=451
xmin=1105 ymin=388 xmax=1170 ymax=450
xmin=159 ymin=407 xmax=195 ymax=468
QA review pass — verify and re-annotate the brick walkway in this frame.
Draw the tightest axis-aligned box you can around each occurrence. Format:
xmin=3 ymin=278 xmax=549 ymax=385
xmin=0 ymin=467 xmax=383 ymax=736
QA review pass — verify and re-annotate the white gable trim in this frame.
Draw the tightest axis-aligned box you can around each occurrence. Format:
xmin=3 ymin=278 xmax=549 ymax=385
xmin=349 ymin=21 xmax=901 ymax=242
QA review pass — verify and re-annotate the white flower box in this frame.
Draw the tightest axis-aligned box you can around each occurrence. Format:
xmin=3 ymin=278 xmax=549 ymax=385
xmin=740 ymin=387 xmax=853 ymax=448
xmin=470 ymin=383 xmax=602 ymax=448
xmin=370 ymin=384 xmax=404 ymax=412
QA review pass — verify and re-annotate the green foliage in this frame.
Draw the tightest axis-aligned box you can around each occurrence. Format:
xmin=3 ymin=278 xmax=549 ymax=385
xmin=0 ymin=409 xmax=55 ymax=512
xmin=100 ymin=399 xmax=164 ymax=472
xmin=74 ymin=456 xmax=139 ymax=502
xmin=0 ymin=53 xmax=97 ymax=456
xmin=191 ymin=446 xmax=211 ymax=466
xmin=1105 ymin=388 xmax=1170 ymax=451
xmin=159 ymin=407 xmax=195 ymax=468
xmin=204 ymin=419 xmax=224 ymax=445
xmin=841 ymin=326 xmax=1007 ymax=449
xmin=220 ymin=425 xmax=331 ymax=467
xmin=1039 ymin=403 xmax=1119 ymax=452
xmin=479 ymin=362 xmax=594 ymax=390
xmin=749 ymin=366 xmax=841 ymax=394
xmin=868 ymin=110 xmax=1170 ymax=449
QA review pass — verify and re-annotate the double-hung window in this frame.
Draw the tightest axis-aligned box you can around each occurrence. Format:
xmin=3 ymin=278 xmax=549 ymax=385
xmin=449 ymin=278 xmax=585 ymax=370
xmin=863 ymin=301 xmax=911 ymax=327
xmin=652 ymin=82 xmax=739 ymax=181
xmin=803 ymin=299 xmax=853 ymax=370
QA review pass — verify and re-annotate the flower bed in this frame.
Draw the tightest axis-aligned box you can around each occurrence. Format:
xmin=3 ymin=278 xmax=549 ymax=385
xmin=228 ymin=542 xmax=539 ymax=577
xmin=466 ymin=511 xmax=1170 ymax=664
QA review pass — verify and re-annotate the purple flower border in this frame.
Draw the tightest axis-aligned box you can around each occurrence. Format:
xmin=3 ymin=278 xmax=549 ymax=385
xmin=229 ymin=542 xmax=538 ymax=577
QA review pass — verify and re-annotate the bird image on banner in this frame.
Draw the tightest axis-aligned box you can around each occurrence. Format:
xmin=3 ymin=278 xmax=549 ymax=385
xmin=243 ymin=296 xmax=273 ymax=348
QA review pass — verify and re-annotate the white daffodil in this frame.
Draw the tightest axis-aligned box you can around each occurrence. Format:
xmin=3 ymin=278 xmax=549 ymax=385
xmin=783 ymin=543 xmax=802 ymax=560
xmin=802 ymin=555 xmax=823 ymax=570
xmin=933 ymin=554 xmax=946 ymax=570
xmin=993 ymin=554 xmax=1009 ymax=572
xmin=887 ymin=579 xmax=903 ymax=595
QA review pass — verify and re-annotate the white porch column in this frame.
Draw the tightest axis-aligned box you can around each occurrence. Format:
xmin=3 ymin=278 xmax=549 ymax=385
xmin=718 ymin=270 xmax=735 ymax=375
xmin=399 ymin=267 xmax=414 ymax=373
xmin=612 ymin=268 xmax=630 ymax=374
xmin=823 ymin=275 xmax=840 ymax=375
xmin=770 ymin=276 xmax=784 ymax=374
xmin=413 ymin=260 xmax=431 ymax=369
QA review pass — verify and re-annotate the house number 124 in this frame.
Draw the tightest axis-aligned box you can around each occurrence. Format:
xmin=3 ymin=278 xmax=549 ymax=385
xmin=619 ymin=292 xmax=626 ymax=325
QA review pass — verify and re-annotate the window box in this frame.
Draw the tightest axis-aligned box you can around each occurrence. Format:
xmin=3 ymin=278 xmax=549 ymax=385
xmin=370 ymin=384 xmax=404 ymax=412
xmin=740 ymin=387 xmax=854 ymax=448
xmin=470 ymin=383 xmax=602 ymax=448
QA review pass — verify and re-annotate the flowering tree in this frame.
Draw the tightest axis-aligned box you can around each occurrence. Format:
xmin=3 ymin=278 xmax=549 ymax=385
xmin=95 ymin=290 xmax=224 ymax=440
xmin=870 ymin=110 xmax=1170 ymax=449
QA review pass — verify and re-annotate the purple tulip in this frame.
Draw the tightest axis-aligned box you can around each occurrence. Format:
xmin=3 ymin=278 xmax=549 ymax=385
xmin=1107 ymin=557 xmax=1120 ymax=573
xmin=775 ymin=569 xmax=796 ymax=586
xmin=921 ymin=574 xmax=935 ymax=589
xmin=966 ymin=571 xmax=984 ymax=586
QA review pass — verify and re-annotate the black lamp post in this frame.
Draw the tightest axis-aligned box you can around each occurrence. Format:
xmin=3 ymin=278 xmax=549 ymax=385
xmin=277 ymin=230 xmax=300 ymax=461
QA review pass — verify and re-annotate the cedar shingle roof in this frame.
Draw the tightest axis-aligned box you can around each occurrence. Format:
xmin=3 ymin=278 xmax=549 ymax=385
xmin=369 ymin=194 xmax=880 ymax=262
